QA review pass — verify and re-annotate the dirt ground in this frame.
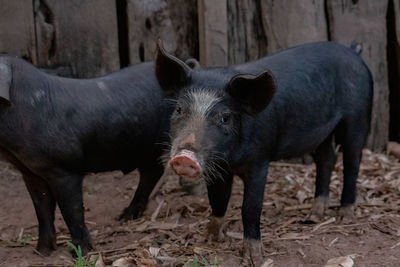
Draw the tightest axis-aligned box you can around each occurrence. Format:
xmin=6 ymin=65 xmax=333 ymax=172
xmin=0 ymin=149 xmax=399 ymax=266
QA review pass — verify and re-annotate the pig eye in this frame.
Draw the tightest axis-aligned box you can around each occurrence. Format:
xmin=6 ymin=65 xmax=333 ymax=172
xmin=176 ymin=106 xmax=182 ymax=114
xmin=220 ymin=113 xmax=230 ymax=124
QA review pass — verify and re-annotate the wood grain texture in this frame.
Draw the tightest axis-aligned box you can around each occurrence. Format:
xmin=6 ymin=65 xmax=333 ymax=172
xmin=327 ymin=0 xmax=389 ymax=151
xmin=126 ymin=0 xmax=198 ymax=64
xmin=198 ymin=0 xmax=228 ymax=66
xmin=261 ymin=0 xmax=328 ymax=54
xmin=0 ymin=0 xmax=37 ymax=63
xmin=34 ymin=0 xmax=120 ymax=78
xmin=227 ymin=0 xmax=268 ymax=64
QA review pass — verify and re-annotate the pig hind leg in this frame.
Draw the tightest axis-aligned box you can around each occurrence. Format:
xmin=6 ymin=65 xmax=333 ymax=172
xmin=119 ymin=163 xmax=164 ymax=220
xmin=339 ymin=116 xmax=368 ymax=218
xmin=47 ymin=173 xmax=93 ymax=255
xmin=311 ymin=133 xmax=337 ymax=218
xmin=23 ymin=173 xmax=57 ymax=255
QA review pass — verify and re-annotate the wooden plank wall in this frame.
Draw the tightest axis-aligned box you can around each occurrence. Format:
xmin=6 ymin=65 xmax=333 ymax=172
xmin=0 ymin=0 xmax=397 ymax=152
xmin=327 ymin=0 xmax=389 ymax=153
xmin=34 ymin=0 xmax=120 ymax=78
xmin=198 ymin=0 xmax=228 ymax=66
xmin=0 ymin=1 xmax=37 ymax=63
xmin=388 ymin=0 xmax=400 ymax=143
xmin=126 ymin=0 xmax=198 ymax=64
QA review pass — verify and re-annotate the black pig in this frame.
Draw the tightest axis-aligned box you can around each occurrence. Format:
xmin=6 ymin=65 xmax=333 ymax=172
xmin=155 ymin=41 xmax=372 ymax=265
xmin=0 ymin=55 xmax=180 ymax=255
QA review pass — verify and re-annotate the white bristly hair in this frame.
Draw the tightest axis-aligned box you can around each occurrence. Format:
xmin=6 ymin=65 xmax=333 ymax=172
xmin=189 ymin=89 xmax=221 ymax=118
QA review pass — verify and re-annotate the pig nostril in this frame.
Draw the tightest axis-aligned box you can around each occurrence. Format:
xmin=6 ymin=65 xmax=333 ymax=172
xmin=172 ymin=162 xmax=180 ymax=168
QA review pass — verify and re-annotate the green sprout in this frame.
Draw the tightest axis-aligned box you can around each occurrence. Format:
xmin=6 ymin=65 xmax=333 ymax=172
xmin=67 ymin=241 xmax=98 ymax=267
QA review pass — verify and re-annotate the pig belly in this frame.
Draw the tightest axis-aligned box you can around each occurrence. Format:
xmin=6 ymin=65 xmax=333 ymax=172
xmin=275 ymin=115 xmax=341 ymax=159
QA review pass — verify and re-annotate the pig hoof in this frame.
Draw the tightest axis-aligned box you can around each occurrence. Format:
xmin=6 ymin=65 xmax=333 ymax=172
xmin=36 ymin=243 xmax=56 ymax=256
xmin=36 ymin=237 xmax=57 ymax=256
xmin=78 ymin=245 xmax=93 ymax=257
xmin=207 ymin=216 xmax=224 ymax=241
xmin=70 ymin=238 xmax=94 ymax=257
xmin=36 ymin=246 xmax=54 ymax=256
xmin=118 ymin=207 xmax=143 ymax=221
xmin=306 ymin=196 xmax=328 ymax=223
xmin=338 ymin=205 xmax=355 ymax=223
xmin=311 ymin=196 xmax=329 ymax=216
xmin=243 ymin=239 xmax=264 ymax=266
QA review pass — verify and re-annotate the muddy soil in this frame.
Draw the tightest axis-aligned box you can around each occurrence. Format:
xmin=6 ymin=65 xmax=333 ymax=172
xmin=0 ymin=150 xmax=399 ymax=266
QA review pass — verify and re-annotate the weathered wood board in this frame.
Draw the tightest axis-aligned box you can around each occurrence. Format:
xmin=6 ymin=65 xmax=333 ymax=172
xmin=327 ymin=0 xmax=389 ymax=151
xmin=126 ymin=0 xmax=198 ymax=64
xmin=0 ymin=0 xmax=37 ymax=63
xmin=34 ymin=0 xmax=120 ymax=78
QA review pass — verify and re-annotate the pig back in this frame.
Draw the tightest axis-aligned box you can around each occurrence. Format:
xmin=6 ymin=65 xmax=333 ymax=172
xmin=234 ymin=42 xmax=372 ymax=160
xmin=0 ymin=58 xmax=170 ymax=174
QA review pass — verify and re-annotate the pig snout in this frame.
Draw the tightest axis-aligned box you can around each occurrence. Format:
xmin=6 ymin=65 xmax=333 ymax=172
xmin=169 ymin=149 xmax=202 ymax=178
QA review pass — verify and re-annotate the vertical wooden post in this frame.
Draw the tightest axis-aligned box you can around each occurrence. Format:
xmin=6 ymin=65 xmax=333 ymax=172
xmin=126 ymin=0 xmax=198 ymax=65
xmin=34 ymin=0 xmax=120 ymax=78
xmin=261 ymin=0 xmax=328 ymax=54
xmin=327 ymin=0 xmax=389 ymax=152
xmin=0 ymin=0 xmax=36 ymax=63
xmin=388 ymin=0 xmax=400 ymax=142
xmin=197 ymin=0 xmax=228 ymax=67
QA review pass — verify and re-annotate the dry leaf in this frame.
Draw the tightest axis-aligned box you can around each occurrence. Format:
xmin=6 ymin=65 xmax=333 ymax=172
xmin=140 ymin=249 xmax=156 ymax=267
xmin=278 ymin=232 xmax=311 ymax=240
xmin=226 ymin=231 xmax=243 ymax=240
xmin=112 ymin=257 xmax=132 ymax=267
xmin=387 ymin=142 xmax=400 ymax=160
xmin=151 ymin=200 xmax=165 ymax=222
xmin=193 ymin=246 xmax=214 ymax=254
xmin=312 ymin=217 xmax=336 ymax=232
xmin=140 ymin=258 xmax=156 ymax=267
xmin=324 ymin=254 xmax=356 ymax=267
xmin=94 ymin=254 xmax=105 ymax=267
xmin=261 ymin=258 xmax=274 ymax=267
xmin=296 ymin=189 xmax=308 ymax=204
xmin=149 ymin=247 xmax=161 ymax=257
xmin=297 ymin=248 xmax=305 ymax=258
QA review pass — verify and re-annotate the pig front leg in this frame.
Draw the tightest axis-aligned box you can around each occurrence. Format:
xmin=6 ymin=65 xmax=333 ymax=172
xmin=23 ymin=173 xmax=57 ymax=255
xmin=241 ymin=163 xmax=269 ymax=266
xmin=119 ymin=164 xmax=164 ymax=220
xmin=47 ymin=172 xmax=93 ymax=255
xmin=206 ymin=173 xmax=233 ymax=241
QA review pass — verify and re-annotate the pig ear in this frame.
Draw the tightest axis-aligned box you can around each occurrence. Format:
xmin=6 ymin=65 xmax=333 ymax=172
xmin=155 ymin=40 xmax=191 ymax=97
xmin=184 ymin=58 xmax=201 ymax=70
xmin=0 ymin=63 xmax=12 ymax=106
xmin=227 ymin=71 xmax=276 ymax=115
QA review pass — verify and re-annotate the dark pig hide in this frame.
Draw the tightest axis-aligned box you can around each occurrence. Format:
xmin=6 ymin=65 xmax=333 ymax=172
xmin=155 ymin=40 xmax=373 ymax=265
xmin=0 ymin=55 xmax=184 ymax=256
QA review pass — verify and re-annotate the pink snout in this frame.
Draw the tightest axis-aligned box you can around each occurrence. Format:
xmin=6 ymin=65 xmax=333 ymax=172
xmin=169 ymin=149 xmax=202 ymax=178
